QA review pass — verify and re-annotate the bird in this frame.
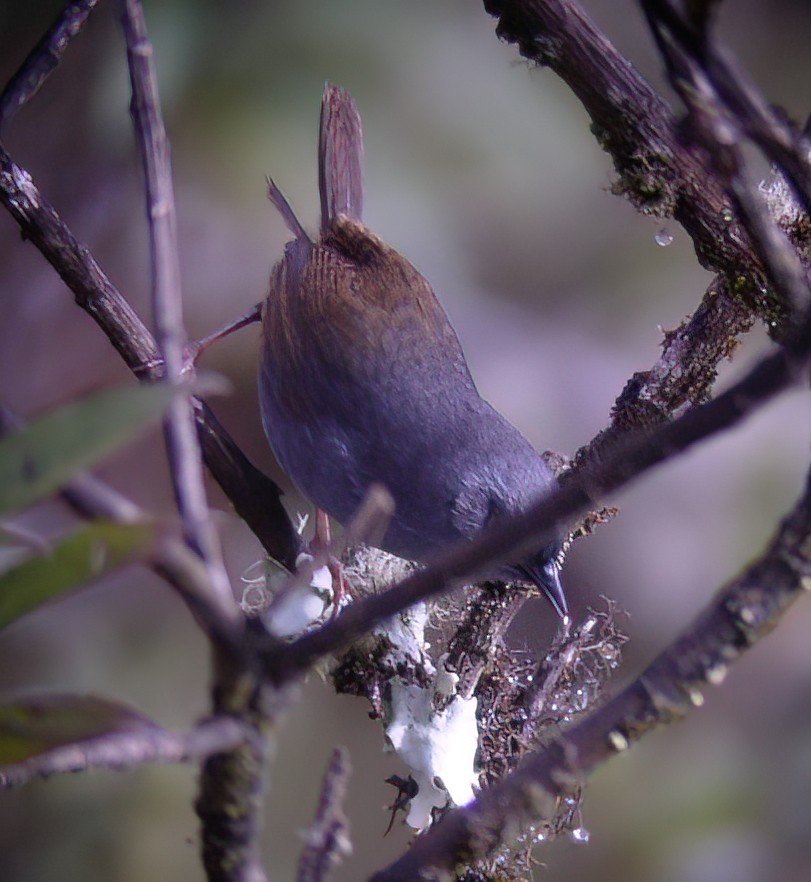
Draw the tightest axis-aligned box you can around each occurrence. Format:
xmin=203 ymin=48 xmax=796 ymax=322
xmin=258 ymin=84 xmax=567 ymax=618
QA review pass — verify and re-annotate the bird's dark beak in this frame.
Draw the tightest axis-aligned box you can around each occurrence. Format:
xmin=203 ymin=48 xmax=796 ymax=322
xmin=517 ymin=556 xmax=569 ymax=620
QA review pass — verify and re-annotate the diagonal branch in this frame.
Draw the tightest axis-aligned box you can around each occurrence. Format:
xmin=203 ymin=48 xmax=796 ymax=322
xmin=0 ymin=144 xmax=301 ymax=571
xmin=641 ymin=0 xmax=811 ymax=317
xmin=481 ymin=0 xmax=792 ymax=455
xmin=642 ymin=0 xmax=811 ymax=221
xmin=0 ymin=0 xmax=103 ymax=133
xmin=370 ymin=463 xmax=811 ymax=881
xmin=265 ymin=304 xmax=811 ymax=684
xmin=483 ymin=0 xmax=757 ymax=281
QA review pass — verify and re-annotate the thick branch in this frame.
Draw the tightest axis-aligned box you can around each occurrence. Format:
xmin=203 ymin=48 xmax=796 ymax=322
xmin=482 ymin=0 xmax=764 ymax=283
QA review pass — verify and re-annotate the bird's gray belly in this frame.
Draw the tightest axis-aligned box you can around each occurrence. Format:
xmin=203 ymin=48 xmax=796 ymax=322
xmin=260 ymin=381 xmax=464 ymax=563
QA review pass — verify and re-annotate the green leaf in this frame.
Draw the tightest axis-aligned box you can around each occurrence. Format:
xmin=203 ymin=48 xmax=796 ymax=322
xmin=0 ymin=694 xmax=160 ymax=764
xmin=0 ymin=382 xmax=177 ymax=516
xmin=0 ymin=520 xmax=155 ymax=630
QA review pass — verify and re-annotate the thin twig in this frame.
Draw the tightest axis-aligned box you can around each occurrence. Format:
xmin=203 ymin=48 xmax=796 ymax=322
xmin=483 ymin=0 xmax=749 ymax=275
xmin=119 ymin=8 xmax=272 ymax=882
xmin=296 ymin=747 xmax=352 ymax=882
xmin=642 ymin=0 xmax=811 ymax=318
xmin=63 ymin=472 xmax=244 ymax=649
xmin=0 ymin=400 xmax=244 ymax=653
xmin=0 ymin=716 xmax=253 ymax=790
xmin=0 ymin=145 xmax=300 ymax=570
xmin=120 ymin=0 xmax=233 ymax=614
xmin=642 ymin=0 xmax=811 ymax=221
xmin=0 ymin=0 xmax=102 ymax=132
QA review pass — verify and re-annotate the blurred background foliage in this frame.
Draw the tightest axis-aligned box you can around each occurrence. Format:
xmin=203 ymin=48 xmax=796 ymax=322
xmin=2 ymin=1 xmax=811 ymax=880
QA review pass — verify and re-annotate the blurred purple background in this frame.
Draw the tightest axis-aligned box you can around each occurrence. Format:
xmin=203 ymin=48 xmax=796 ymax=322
xmin=2 ymin=1 xmax=811 ymax=880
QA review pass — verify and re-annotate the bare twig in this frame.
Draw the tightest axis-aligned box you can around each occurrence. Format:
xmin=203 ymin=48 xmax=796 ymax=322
xmin=63 ymin=472 xmax=245 ymax=650
xmin=641 ymin=0 xmax=811 ymax=318
xmin=483 ymin=0 xmax=754 ymax=279
xmin=0 ymin=0 xmax=102 ymax=132
xmin=296 ymin=747 xmax=352 ymax=882
xmin=370 ymin=465 xmax=811 ymax=881
xmin=0 ymin=145 xmax=301 ymax=570
xmin=119 ymin=7 xmax=273 ymax=882
xmin=0 ymin=716 xmax=253 ymax=790
xmin=641 ymin=0 xmax=811 ymax=221
xmin=482 ymin=0 xmax=787 ymax=452
xmin=0 ymin=401 xmax=243 ymax=652
xmin=573 ymin=274 xmax=754 ymax=469
xmin=120 ymin=0 xmax=233 ymax=614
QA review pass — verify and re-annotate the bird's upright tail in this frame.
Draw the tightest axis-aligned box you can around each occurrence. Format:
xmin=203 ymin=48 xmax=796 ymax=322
xmin=319 ymin=83 xmax=364 ymax=233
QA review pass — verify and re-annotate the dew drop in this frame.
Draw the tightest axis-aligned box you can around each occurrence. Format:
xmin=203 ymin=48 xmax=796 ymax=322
xmin=599 ymin=644 xmax=619 ymax=663
xmin=570 ymin=826 xmax=590 ymax=844
xmin=705 ymin=662 xmax=728 ymax=686
xmin=608 ymin=729 xmax=628 ymax=752
xmin=655 ymin=228 xmax=674 ymax=247
xmin=686 ymin=684 xmax=705 ymax=707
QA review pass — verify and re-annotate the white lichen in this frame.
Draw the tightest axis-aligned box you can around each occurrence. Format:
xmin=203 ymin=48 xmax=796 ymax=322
xmin=375 ymin=601 xmax=479 ymax=830
xmin=386 ymin=677 xmax=479 ymax=829
xmin=253 ymin=552 xmax=333 ymax=639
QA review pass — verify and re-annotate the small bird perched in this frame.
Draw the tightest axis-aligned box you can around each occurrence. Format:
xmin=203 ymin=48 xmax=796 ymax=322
xmin=259 ymin=84 xmax=567 ymax=618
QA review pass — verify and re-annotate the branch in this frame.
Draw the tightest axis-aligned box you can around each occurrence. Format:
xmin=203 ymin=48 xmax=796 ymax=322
xmin=120 ymin=0 xmax=233 ymax=613
xmin=0 ymin=399 xmax=244 ymax=656
xmin=265 ymin=307 xmax=811 ymax=684
xmin=641 ymin=0 xmax=811 ymax=319
xmin=0 ymin=146 xmax=301 ymax=570
xmin=0 ymin=2 xmax=299 ymax=570
xmin=120 ymin=7 xmax=274 ymax=882
xmin=483 ymin=0 xmax=760 ymax=278
xmin=0 ymin=0 xmax=102 ymax=133
xmin=296 ymin=748 xmax=352 ymax=882
xmin=0 ymin=716 xmax=252 ymax=790
xmin=482 ymin=0 xmax=791 ymax=462
xmin=64 ymin=472 xmax=244 ymax=652
xmin=642 ymin=0 xmax=811 ymax=222
xmin=370 ymin=464 xmax=811 ymax=881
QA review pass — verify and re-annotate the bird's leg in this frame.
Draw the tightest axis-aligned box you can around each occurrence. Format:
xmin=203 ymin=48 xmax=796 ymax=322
xmin=312 ymin=507 xmax=349 ymax=614
xmin=183 ymin=301 xmax=264 ymax=368
xmin=139 ymin=302 xmax=264 ymax=378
